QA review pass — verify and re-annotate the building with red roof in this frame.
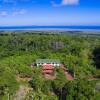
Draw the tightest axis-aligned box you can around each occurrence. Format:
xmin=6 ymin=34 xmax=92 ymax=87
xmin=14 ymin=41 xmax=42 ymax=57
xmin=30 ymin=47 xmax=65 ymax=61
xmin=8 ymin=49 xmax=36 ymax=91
xmin=36 ymin=59 xmax=60 ymax=67
xmin=42 ymin=64 xmax=54 ymax=74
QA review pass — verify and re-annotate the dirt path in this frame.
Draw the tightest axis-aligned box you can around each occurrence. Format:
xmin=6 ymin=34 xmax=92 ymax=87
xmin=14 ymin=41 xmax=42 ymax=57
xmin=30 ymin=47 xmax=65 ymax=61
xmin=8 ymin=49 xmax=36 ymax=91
xmin=16 ymin=75 xmax=32 ymax=82
xmin=64 ymin=71 xmax=74 ymax=80
xmin=14 ymin=85 xmax=32 ymax=100
xmin=61 ymin=64 xmax=74 ymax=80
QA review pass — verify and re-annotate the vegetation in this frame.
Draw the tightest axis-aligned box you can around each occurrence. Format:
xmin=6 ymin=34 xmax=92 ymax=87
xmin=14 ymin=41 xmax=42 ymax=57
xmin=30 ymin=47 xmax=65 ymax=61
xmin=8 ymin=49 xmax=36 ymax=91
xmin=0 ymin=31 xmax=100 ymax=100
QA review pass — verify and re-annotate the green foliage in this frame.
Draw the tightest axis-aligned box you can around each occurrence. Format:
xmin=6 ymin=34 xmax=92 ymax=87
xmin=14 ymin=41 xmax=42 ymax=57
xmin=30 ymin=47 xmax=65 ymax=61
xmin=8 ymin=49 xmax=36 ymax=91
xmin=26 ymin=91 xmax=58 ymax=100
xmin=29 ymin=68 xmax=44 ymax=91
xmin=0 ymin=32 xmax=99 ymax=99
xmin=41 ymin=80 xmax=52 ymax=94
xmin=53 ymin=68 xmax=67 ymax=89
xmin=0 ymin=66 xmax=18 ymax=99
xmin=65 ymin=79 xmax=96 ymax=100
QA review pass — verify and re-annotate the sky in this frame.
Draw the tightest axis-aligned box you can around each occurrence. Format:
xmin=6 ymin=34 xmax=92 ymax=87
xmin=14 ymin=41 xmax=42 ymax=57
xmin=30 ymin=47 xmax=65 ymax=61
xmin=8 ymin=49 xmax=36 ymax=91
xmin=0 ymin=0 xmax=100 ymax=26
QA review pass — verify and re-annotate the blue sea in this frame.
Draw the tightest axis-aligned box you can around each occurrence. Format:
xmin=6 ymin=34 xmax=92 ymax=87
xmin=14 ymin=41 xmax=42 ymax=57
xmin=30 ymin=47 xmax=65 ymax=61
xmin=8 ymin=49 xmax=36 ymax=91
xmin=0 ymin=26 xmax=100 ymax=30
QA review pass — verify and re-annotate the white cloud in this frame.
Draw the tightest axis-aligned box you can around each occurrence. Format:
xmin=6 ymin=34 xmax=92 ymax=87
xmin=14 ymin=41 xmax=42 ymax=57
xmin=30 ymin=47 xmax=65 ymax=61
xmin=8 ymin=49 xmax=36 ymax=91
xmin=0 ymin=9 xmax=27 ymax=17
xmin=62 ymin=0 xmax=79 ymax=5
xmin=18 ymin=9 xmax=27 ymax=15
xmin=1 ymin=0 xmax=33 ymax=3
xmin=51 ymin=1 xmax=61 ymax=7
xmin=0 ymin=11 xmax=8 ymax=17
xmin=51 ymin=0 xmax=79 ymax=7
xmin=12 ymin=9 xmax=27 ymax=16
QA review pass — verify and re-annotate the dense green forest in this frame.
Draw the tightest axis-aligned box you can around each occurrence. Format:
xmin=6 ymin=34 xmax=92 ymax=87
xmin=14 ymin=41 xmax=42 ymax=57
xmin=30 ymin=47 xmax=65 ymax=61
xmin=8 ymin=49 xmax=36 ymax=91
xmin=0 ymin=31 xmax=100 ymax=100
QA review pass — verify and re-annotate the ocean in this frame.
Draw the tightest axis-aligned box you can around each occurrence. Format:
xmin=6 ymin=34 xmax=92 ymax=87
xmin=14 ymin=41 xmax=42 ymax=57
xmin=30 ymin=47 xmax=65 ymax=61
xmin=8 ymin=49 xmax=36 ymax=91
xmin=0 ymin=26 xmax=100 ymax=30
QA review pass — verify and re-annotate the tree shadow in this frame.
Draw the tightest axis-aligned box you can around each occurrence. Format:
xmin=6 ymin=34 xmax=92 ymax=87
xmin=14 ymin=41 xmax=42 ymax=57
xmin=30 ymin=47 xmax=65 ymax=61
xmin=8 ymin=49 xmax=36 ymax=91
xmin=93 ymin=47 xmax=100 ymax=69
xmin=52 ymin=84 xmax=67 ymax=100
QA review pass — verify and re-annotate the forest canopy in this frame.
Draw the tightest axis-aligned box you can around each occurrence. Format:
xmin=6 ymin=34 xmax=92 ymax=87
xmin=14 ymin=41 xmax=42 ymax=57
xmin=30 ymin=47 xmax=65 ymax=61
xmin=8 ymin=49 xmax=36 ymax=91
xmin=0 ymin=31 xmax=100 ymax=100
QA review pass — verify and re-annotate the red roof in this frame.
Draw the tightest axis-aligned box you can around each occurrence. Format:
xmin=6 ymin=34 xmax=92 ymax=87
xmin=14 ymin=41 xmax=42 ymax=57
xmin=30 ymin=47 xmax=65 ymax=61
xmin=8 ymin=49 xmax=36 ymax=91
xmin=42 ymin=70 xmax=53 ymax=74
xmin=42 ymin=64 xmax=54 ymax=70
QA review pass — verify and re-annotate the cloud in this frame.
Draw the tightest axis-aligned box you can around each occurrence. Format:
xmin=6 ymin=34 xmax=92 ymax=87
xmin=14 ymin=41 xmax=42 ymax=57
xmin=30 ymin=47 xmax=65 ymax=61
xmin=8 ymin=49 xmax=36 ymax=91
xmin=51 ymin=0 xmax=79 ymax=7
xmin=12 ymin=9 xmax=27 ymax=16
xmin=62 ymin=0 xmax=79 ymax=5
xmin=1 ymin=0 xmax=34 ymax=3
xmin=51 ymin=1 xmax=61 ymax=7
xmin=18 ymin=9 xmax=27 ymax=15
xmin=0 ymin=11 xmax=8 ymax=17
xmin=0 ymin=9 xmax=27 ymax=17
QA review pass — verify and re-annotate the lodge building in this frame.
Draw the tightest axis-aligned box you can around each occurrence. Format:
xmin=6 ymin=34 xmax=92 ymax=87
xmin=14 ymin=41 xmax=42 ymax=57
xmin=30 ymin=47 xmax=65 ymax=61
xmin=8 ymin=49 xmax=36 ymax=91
xmin=36 ymin=59 xmax=60 ymax=67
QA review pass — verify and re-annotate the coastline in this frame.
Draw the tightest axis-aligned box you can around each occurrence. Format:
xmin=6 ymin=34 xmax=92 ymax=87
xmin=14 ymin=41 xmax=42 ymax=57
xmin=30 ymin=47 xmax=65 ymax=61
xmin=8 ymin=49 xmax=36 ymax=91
xmin=0 ymin=26 xmax=100 ymax=31
xmin=0 ymin=28 xmax=100 ymax=32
